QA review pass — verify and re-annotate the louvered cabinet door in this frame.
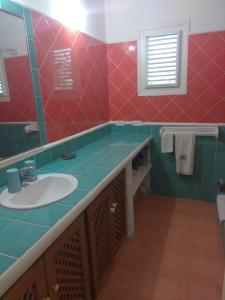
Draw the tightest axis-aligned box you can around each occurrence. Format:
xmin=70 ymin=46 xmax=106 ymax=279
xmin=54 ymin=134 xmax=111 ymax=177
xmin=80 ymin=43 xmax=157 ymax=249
xmin=86 ymin=188 xmax=113 ymax=296
xmin=2 ymin=258 xmax=48 ymax=300
xmin=43 ymin=214 xmax=92 ymax=300
xmin=109 ymin=170 xmax=126 ymax=258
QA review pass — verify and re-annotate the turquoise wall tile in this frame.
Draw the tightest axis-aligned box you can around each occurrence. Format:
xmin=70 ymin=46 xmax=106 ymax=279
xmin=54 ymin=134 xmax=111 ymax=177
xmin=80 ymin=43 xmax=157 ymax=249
xmin=0 ymin=0 xmax=23 ymax=16
xmin=151 ymin=125 xmax=225 ymax=202
xmin=0 ymin=167 xmax=8 ymax=187
xmin=151 ymin=125 xmax=163 ymax=140
xmin=214 ymin=160 xmax=225 ymax=174
xmin=27 ymin=38 xmax=38 ymax=69
xmin=179 ymin=186 xmax=197 ymax=200
xmin=35 ymin=150 xmax=52 ymax=168
xmin=51 ymin=144 xmax=65 ymax=161
xmin=31 ymin=68 xmax=41 ymax=97
xmin=197 ymin=187 xmax=213 ymax=202
xmin=216 ymin=142 xmax=225 ymax=160
xmin=0 ymin=125 xmax=40 ymax=159
xmin=153 ymin=183 xmax=180 ymax=197
xmin=15 ymin=156 xmax=35 ymax=170
xmin=196 ymin=143 xmax=216 ymax=158
xmin=136 ymin=125 xmax=152 ymax=135
xmin=64 ymin=139 xmax=78 ymax=154
xmin=195 ymin=158 xmax=215 ymax=174
xmin=23 ymin=8 xmax=34 ymax=39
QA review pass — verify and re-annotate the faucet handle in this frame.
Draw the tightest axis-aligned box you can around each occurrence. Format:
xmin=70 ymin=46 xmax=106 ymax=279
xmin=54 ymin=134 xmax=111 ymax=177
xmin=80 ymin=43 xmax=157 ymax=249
xmin=19 ymin=166 xmax=33 ymax=177
xmin=20 ymin=166 xmax=37 ymax=182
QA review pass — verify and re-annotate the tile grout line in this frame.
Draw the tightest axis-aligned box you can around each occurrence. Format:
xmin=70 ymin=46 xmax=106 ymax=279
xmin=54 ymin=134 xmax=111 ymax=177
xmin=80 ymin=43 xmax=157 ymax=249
xmin=0 ymin=252 xmax=18 ymax=260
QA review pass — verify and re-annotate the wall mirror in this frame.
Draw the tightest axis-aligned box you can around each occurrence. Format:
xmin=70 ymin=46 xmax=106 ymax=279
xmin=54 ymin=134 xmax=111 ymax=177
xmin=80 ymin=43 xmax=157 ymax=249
xmin=0 ymin=1 xmax=47 ymax=161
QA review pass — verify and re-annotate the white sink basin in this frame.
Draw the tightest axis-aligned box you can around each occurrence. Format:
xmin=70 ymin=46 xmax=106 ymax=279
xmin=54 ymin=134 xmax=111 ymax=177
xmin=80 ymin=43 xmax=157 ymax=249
xmin=0 ymin=173 xmax=78 ymax=209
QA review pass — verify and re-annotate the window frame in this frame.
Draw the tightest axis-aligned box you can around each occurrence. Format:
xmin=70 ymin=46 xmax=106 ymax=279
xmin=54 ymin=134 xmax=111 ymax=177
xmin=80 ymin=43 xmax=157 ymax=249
xmin=138 ymin=21 xmax=189 ymax=96
xmin=0 ymin=53 xmax=10 ymax=102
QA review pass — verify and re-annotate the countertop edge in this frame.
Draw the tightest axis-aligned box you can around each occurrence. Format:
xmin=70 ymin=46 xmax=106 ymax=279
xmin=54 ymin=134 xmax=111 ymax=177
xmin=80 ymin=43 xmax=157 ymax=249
xmin=0 ymin=136 xmax=152 ymax=297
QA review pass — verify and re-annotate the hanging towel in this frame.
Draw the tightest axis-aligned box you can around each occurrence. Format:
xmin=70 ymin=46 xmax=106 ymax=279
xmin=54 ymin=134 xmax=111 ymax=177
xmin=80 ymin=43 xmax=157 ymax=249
xmin=175 ymin=133 xmax=195 ymax=175
xmin=161 ymin=132 xmax=173 ymax=153
xmin=217 ymin=195 xmax=225 ymax=223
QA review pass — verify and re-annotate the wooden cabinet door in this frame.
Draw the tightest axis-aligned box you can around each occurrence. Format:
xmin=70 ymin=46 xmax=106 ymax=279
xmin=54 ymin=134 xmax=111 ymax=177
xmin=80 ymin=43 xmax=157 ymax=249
xmin=2 ymin=258 xmax=48 ymax=300
xmin=109 ymin=170 xmax=126 ymax=258
xmin=86 ymin=187 xmax=113 ymax=296
xmin=43 ymin=214 xmax=92 ymax=300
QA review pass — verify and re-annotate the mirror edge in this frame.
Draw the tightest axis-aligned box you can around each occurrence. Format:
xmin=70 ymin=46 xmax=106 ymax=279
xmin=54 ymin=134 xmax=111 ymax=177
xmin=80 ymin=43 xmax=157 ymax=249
xmin=0 ymin=0 xmax=48 ymax=147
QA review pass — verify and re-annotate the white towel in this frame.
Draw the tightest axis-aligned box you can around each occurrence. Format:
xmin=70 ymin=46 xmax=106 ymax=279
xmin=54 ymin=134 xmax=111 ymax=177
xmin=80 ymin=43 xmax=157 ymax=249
xmin=175 ymin=133 xmax=195 ymax=175
xmin=217 ymin=195 xmax=225 ymax=223
xmin=161 ymin=132 xmax=173 ymax=153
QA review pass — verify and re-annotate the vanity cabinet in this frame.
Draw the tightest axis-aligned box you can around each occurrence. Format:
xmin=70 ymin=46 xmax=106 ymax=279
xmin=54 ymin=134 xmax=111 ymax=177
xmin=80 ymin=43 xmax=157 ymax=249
xmin=43 ymin=214 xmax=92 ymax=300
xmin=2 ymin=215 xmax=92 ymax=300
xmin=2 ymin=171 xmax=126 ymax=300
xmin=86 ymin=170 xmax=126 ymax=296
xmin=1 ymin=258 xmax=48 ymax=300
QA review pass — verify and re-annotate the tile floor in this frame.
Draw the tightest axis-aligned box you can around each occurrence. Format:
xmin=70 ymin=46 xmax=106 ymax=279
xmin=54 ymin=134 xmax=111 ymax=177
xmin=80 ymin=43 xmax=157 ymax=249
xmin=99 ymin=195 xmax=224 ymax=300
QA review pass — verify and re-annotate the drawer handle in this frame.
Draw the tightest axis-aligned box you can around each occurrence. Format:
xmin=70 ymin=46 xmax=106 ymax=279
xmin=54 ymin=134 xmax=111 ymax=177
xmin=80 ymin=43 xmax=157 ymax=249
xmin=43 ymin=297 xmax=51 ymax=300
xmin=110 ymin=207 xmax=116 ymax=213
xmin=52 ymin=283 xmax=60 ymax=292
xmin=112 ymin=202 xmax=118 ymax=208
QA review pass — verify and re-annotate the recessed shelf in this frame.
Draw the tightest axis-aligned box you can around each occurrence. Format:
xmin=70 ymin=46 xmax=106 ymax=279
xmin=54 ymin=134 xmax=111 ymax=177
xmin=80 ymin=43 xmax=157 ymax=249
xmin=132 ymin=163 xmax=151 ymax=197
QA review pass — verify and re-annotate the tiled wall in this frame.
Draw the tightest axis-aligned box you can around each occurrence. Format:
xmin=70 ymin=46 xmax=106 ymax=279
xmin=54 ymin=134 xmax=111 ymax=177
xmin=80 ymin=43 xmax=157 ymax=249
xmin=31 ymin=12 xmax=109 ymax=143
xmin=0 ymin=56 xmax=37 ymax=122
xmin=107 ymin=31 xmax=225 ymax=122
xmin=0 ymin=124 xmax=40 ymax=158
xmin=150 ymin=125 xmax=225 ymax=202
xmin=0 ymin=124 xmax=110 ymax=187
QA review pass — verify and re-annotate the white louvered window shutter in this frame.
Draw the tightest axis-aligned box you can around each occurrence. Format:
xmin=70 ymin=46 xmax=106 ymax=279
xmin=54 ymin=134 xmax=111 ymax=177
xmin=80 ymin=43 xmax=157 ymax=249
xmin=0 ymin=53 xmax=9 ymax=100
xmin=146 ymin=32 xmax=181 ymax=88
xmin=138 ymin=22 xmax=189 ymax=96
xmin=0 ymin=77 xmax=4 ymax=95
xmin=53 ymin=48 xmax=74 ymax=91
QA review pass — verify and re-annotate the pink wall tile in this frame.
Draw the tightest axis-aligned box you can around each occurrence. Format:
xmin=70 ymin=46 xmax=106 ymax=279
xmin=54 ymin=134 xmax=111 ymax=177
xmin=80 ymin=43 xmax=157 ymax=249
xmin=107 ymin=31 xmax=225 ymax=123
xmin=32 ymin=12 xmax=109 ymax=143
xmin=0 ymin=56 xmax=37 ymax=122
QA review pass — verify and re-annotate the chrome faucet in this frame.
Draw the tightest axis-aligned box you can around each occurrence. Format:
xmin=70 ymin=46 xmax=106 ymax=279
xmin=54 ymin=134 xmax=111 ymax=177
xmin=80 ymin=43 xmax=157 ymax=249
xmin=20 ymin=166 xmax=38 ymax=184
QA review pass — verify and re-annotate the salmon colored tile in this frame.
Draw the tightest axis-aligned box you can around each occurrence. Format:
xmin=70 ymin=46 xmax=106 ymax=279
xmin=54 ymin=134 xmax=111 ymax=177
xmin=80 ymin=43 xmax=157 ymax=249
xmin=187 ymin=231 xmax=223 ymax=260
xmin=185 ymin=257 xmax=224 ymax=282
xmin=99 ymin=196 xmax=223 ymax=300
xmin=184 ymin=274 xmax=222 ymax=300
xmin=32 ymin=12 xmax=108 ymax=143
xmin=100 ymin=256 xmax=142 ymax=300
xmin=136 ymin=268 xmax=184 ymax=300
xmin=0 ymin=56 xmax=37 ymax=122
xmin=107 ymin=31 xmax=225 ymax=123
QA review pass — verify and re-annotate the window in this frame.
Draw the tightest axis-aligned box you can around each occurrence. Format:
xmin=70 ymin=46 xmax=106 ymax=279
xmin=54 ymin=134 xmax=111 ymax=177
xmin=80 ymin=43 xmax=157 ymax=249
xmin=53 ymin=48 xmax=74 ymax=91
xmin=138 ymin=22 xmax=189 ymax=96
xmin=0 ymin=53 xmax=10 ymax=101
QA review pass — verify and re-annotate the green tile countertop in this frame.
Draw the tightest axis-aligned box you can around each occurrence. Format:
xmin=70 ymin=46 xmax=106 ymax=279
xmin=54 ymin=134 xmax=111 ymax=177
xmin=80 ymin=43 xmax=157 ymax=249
xmin=0 ymin=130 xmax=151 ymax=296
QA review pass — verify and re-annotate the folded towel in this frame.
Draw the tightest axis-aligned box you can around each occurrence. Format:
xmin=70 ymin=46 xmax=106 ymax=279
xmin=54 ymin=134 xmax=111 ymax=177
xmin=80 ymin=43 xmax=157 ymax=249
xmin=175 ymin=133 xmax=195 ymax=175
xmin=24 ymin=122 xmax=39 ymax=134
xmin=217 ymin=195 xmax=225 ymax=223
xmin=161 ymin=132 xmax=173 ymax=153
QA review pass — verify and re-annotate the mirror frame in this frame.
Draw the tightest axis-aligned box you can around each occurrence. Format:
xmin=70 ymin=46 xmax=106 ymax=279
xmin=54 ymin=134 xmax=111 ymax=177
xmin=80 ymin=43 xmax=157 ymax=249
xmin=0 ymin=0 xmax=47 ymax=149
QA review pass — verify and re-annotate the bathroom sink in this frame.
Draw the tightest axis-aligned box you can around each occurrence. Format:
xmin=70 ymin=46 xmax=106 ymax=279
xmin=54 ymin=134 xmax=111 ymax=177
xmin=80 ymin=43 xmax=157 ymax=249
xmin=0 ymin=173 xmax=78 ymax=209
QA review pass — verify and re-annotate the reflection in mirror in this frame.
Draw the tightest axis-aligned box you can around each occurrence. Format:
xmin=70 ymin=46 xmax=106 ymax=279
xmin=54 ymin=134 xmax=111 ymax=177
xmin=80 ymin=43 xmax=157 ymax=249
xmin=0 ymin=10 xmax=40 ymax=160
